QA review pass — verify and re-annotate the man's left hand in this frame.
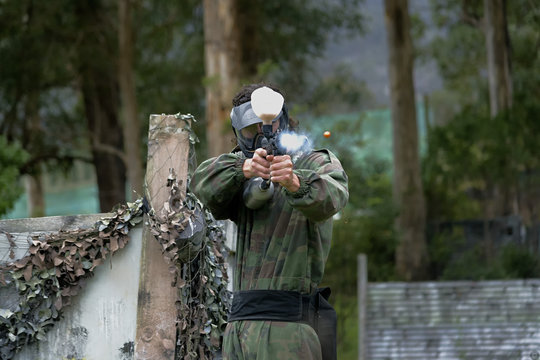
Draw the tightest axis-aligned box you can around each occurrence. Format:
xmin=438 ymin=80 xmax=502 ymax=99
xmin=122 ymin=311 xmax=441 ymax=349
xmin=268 ymin=154 xmax=300 ymax=193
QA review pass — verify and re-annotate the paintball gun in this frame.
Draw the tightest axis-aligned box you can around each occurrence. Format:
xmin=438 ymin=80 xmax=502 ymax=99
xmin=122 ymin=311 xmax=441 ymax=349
xmin=242 ymin=87 xmax=312 ymax=210
xmin=243 ymin=87 xmax=283 ymax=209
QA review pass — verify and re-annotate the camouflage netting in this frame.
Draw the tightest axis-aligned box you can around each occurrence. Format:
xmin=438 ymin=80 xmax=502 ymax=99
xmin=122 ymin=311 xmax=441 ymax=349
xmin=147 ymin=173 xmax=230 ymax=359
xmin=0 ymin=175 xmax=230 ymax=360
xmin=0 ymin=199 xmax=145 ymax=359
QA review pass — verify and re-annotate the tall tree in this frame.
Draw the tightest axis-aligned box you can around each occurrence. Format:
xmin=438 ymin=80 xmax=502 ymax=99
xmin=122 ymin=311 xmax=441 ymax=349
xmin=75 ymin=0 xmax=127 ymax=212
xmin=434 ymin=0 xmax=513 ymax=120
xmin=484 ymin=0 xmax=512 ymax=117
xmin=459 ymin=0 xmax=513 ymax=219
xmin=203 ymin=0 xmax=241 ymax=157
xmin=425 ymin=0 xmax=539 ymax=234
xmin=23 ymin=92 xmax=45 ymax=217
xmin=0 ymin=0 xmax=87 ymax=217
xmin=119 ymin=0 xmax=143 ymax=198
xmin=232 ymin=0 xmax=364 ymax=98
xmin=0 ymin=2 xmax=47 ymax=217
xmin=482 ymin=0 xmax=513 ymax=252
xmin=133 ymin=0 xmax=206 ymax=157
xmin=461 ymin=0 xmax=513 ymax=255
xmin=384 ymin=0 xmax=428 ymax=280
xmin=201 ymin=0 xmax=365 ymax=157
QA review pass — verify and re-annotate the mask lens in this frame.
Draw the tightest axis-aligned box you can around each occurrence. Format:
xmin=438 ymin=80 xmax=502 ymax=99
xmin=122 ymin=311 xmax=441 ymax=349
xmin=240 ymin=123 xmax=260 ymax=139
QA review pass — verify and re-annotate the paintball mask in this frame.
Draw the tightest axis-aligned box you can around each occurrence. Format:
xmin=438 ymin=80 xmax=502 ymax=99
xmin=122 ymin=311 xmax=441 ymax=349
xmin=230 ymin=100 xmax=289 ymax=158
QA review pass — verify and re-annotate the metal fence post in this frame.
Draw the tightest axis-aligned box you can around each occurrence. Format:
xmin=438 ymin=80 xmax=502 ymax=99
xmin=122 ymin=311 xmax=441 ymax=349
xmin=358 ymin=254 xmax=367 ymax=360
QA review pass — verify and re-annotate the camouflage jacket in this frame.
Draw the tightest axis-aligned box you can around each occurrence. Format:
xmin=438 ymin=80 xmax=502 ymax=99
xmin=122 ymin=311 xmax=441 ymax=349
xmin=191 ymin=149 xmax=348 ymax=359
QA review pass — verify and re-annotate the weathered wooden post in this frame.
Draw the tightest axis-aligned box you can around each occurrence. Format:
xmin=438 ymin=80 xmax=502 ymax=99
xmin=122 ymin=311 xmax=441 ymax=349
xmin=357 ymin=254 xmax=367 ymax=360
xmin=135 ymin=114 xmax=191 ymax=359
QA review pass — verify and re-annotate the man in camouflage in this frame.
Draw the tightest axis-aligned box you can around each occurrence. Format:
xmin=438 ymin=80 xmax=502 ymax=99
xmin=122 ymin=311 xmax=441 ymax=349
xmin=191 ymin=84 xmax=349 ymax=359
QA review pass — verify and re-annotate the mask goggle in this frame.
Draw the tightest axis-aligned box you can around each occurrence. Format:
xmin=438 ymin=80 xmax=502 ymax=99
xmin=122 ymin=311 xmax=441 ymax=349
xmin=230 ymin=101 xmax=288 ymax=157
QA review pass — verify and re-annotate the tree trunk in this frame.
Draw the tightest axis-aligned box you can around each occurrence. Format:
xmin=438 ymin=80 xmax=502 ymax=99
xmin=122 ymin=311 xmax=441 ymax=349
xmin=24 ymin=91 xmax=45 ymax=218
xmin=484 ymin=0 xmax=514 ymax=226
xmin=484 ymin=0 xmax=512 ymax=117
xmin=119 ymin=0 xmax=144 ymax=199
xmin=203 ymin=0 xmax=242 ymax=157
xmin=81 ymin=81 xmax=127 ymax=212
xmin=384 ymin=0 xmax=428 ymax=281
xmin=76 ymin=0 xmax=126 ymax=212
xmin=24 ymin=174 xmax=45 ymax=218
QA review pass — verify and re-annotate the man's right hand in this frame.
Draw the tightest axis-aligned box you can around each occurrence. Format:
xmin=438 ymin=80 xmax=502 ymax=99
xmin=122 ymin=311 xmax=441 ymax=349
xmin=243 ymin=148 xmax=271 ymax=179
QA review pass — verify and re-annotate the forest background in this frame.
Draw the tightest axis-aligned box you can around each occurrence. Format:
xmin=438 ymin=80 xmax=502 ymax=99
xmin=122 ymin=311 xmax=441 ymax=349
xmin=1 ymin=0 xmax=539 ymax=358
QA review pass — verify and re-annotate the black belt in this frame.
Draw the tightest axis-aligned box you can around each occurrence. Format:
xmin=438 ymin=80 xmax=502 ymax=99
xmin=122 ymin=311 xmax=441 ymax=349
xmin=227 ymin=288 xmax=336 ymax=360
xmin=228 ymin=289 xmax=313 ymax=323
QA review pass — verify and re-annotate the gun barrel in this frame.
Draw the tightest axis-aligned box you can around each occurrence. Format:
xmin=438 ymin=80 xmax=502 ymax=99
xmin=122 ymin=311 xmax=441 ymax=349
xmin=243 ymin=177 xmax=275 ymax=210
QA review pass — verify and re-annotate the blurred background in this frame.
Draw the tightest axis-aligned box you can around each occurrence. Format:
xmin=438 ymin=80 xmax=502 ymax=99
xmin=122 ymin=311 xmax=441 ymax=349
xmin=1 ymin=0 xmax=539 ymax=358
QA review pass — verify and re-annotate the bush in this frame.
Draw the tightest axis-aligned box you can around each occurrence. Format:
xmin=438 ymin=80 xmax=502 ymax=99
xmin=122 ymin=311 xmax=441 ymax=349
xmin=0 ymin=136 xmax=28 ymax=217
xmin=428 ymin=228 xmax=540 ymax=280
xmin=323 ymin=155 xmax=397 ymax=298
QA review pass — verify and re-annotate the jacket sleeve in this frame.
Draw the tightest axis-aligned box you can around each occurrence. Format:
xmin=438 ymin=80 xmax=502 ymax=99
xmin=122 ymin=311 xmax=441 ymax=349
xmin=283 ymin=149 xmax=349 ymax=222
xmin=190 ymin=152 xmax=246 ymax=220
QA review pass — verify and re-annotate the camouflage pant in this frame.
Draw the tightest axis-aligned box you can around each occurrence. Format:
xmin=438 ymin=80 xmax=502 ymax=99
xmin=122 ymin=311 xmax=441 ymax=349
xmin=223 ymin=320 xmax=322 ymax=360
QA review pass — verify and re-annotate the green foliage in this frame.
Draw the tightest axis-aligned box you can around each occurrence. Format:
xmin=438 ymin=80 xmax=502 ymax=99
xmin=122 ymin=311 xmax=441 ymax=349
xmin=499 ymin=244 xmax=540 ymax=278
xmin=429 ymin=228 xmax=540 ymax=281
xmin=423 ymin=0 xmax=540 ymax=222
xmin=0 ymin=137 xmax=29 ymax=217
xmin=301 ymin=112 xmax=366 ymax=162
xmin=438 ymin=244 xmax=507 ymax=281
xmin=318 ymin=117 xmax=396 ymax=359
xmin=134 ymin=0 xmax=366 ymax=160
xmin=305 ymin=64 xmax=375 ymax=115
xmin=423 ymin=105 xmax=490 ymax=220
xmin=423 ymin=94 xmax=540 ymax=279
xmin=431 ymin=26 xmax=486 ymax=100
xmin=332 ymin=295 xmax=358 ymax=360
xmin=426 ymin=0 xmax=539 ymax=122
xmin=422 ymin=0 xmax=540 ymax=282
xmin=305 ymin=111 xmax=397 ymax=294
xmin=423 ymin=95 xmax=540 ymax=220
xmin=428 ymin=20 xmax=486 ymax=104
xmin=235 ymin=0 xmax=365 ymax=100
xmin=134 ymin=0 xmax=207 ymax=156
xmin=0 ymin=0 xmax=367 ymax=192
xmin=323 ymin=155 xmax=397 ymax=297
xmin=0 ymin=0 xmax=88 ymax=180
xmin=427 ymin=227 xmax=466 ymax=278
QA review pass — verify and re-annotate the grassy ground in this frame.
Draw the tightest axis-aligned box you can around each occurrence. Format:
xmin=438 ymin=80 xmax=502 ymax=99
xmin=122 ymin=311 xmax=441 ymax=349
xmin=333 ymin=295 xmax=359 ymax=360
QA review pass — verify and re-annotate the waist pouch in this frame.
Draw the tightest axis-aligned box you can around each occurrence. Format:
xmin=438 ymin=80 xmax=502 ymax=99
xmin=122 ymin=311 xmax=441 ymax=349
xmin=228 ymin=288 xmax=337 ymax=360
